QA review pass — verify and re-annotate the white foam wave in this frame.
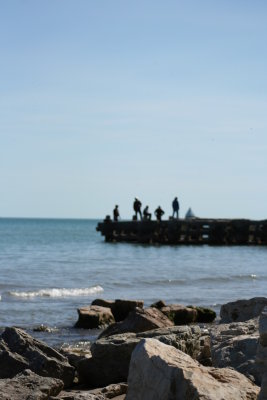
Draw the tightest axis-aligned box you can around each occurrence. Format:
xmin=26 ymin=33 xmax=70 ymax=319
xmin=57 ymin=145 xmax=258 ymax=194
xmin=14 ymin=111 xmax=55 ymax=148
xmin=9 ymin=286 xmax=104 ymax=298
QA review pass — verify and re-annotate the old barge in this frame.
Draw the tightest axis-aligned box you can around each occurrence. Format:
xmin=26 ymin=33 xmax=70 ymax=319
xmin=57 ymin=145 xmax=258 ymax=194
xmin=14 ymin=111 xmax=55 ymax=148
xmin=96 ymin=217 xmax=267 ymax=245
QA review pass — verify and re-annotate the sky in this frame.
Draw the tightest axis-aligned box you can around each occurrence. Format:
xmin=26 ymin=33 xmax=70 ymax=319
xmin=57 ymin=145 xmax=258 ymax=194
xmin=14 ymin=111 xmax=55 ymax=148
xmin=0 ymin=0 xmax=267 ymax=220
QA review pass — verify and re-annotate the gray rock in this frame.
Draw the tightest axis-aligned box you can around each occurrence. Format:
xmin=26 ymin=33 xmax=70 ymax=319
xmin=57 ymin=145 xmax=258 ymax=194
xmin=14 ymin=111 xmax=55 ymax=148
xmin=256 ymin=307 xmax=267 ymax=397
xmin=0 ymin=369 xmax=63 ymax=400
xmin=99 ymin=307 xmax=173 ymax=338
xmin=258 ymin=372 xmax=267 ymax=400
xmin=52 ymin=391 xmax=105 ymax=399
xmin=90 ymin=383 xmax=128 ymax=399
xmin=75 ymin=305 xmax=115 ymax=329
xmin=77 ymin=325 xmax=210 ymax=388
xmin=0 ymin=327 xmax=74 ymax=388
xmin=220 ymin=297 xmax=267 ymax=323
xmin=210 ymin=318 xmax=260 ymax=384
xmin=77 ymin=333 xmax=139 ymax=388
xmin=126 ymin=338 xmax=260 ymax=400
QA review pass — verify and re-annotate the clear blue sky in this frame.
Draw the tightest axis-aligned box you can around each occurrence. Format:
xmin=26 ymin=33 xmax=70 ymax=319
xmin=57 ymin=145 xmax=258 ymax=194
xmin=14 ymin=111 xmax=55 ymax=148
xmin=1 ymin=1 xmax=266 ymax=219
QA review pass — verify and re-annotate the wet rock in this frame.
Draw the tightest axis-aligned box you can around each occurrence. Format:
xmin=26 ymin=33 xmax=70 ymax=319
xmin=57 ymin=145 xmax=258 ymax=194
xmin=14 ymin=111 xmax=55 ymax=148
xmin=161 ymin=304 xmax=198 ymax=324
xmin=0 ymin=369 xmax=63 ymax=400
xmin=91 ymin=299 xmax=144 ymax=322
xmin=75 ymin=305 xmax=115 ymax=329
xmin=33 ymin=324 xmax=58 ymax=333
xmin=126 ymin=338 xmax=260 ymax=400
xmin=220 ymin=297 xmax=267 ymax=323
xmin=149 ymin=299 xmax=166 ymax=309
xmin=189 ymin=305 xmax=217 ymax=323
xmin=0 ymin=327 xmax=74 ymax=388
xmin=77 ymin=325 xmax=210 ymax=388
xmin=210 ymin=317 xmax=260 ymax=383
xmin=99 ymin=307 xmax=173 ymax=338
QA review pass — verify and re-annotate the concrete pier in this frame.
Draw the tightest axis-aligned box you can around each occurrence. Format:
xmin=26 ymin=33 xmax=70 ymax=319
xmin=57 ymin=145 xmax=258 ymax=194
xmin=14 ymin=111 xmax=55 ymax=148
xmin=96 ymin=218 xmax=267 ymax=245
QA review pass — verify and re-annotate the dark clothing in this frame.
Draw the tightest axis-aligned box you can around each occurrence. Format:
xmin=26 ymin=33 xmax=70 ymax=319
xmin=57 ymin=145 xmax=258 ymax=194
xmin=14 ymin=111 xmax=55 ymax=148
xmin=143 ymin=206 xmax=151 ymax=220
xmin=155 ymin=206 xmax=164 ymax=221
xmin=113 ymin=206 xmax=119 ymax=221
xmin=172 ymin=197 xmax=179 ymax=219
xmin=133 ymin=199 xmax=142 ymax=220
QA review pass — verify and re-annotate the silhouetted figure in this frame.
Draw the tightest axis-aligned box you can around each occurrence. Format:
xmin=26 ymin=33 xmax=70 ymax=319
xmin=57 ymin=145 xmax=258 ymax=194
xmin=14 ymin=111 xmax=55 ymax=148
xmin=133 ymin=197 xmax=142 ymax=220
xmin=113 ymin=205 xmax=120 ymax=221
xmin=155 ymin=206 xmax=164 ymax=221
xmin=172 ymin=197 xmax=180 ymax=219
xmin=143 ymin=205 xmax=152 ymax=220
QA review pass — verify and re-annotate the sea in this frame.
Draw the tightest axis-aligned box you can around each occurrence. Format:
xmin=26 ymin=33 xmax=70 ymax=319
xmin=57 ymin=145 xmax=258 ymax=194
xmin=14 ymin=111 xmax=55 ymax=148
xmin=0 ymin=218 xmax=266 ymax=348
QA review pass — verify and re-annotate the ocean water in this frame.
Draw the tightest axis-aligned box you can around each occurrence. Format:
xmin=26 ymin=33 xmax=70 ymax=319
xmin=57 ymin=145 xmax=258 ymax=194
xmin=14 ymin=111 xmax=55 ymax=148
xmin=0 ymin=218 xmax=267 ymax=347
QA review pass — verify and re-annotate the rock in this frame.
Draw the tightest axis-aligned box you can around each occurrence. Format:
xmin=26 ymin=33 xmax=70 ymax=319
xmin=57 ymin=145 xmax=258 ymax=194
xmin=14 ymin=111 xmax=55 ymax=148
xmin=0 ymin=327 xmax=74 ymax=388
xmin=78 ymin=325 xmax=210 ymax=388
xmin=126 ymin=338 xmax=260 ymax=400
xmin=77 ymin=333 xmax=139 ymax=388
xmin=90 ymin=383 xmax=128 ymax=398
xmin=91 ymin=299 xmax=144 ymax=322
xmin=256 ymin=307 xmax=267 ymax=396
xmin=189 ymin=306 xmax=217 ymax=323
xmin=161 ymin=304 xmax=198 ymax=324
xmin=99 ymin=307 xmax=173 ymax=338
xmin=258 ymin=372 xmax=267 ymax=400
xmin=150 ymin=299 xmax=166 ymax=309
xmin=210 ymin=318 xmax=260 ymax=384
xmin=52 ymin=391 xmax=105 ymax=399
xmin=60 ymin=343 xmax=92 ymax=369
xmin=0 ymin=369 xmax=63 ymax=400
xmin=220 ymin=297 xmax=267 ymax=323
xmin=55 ymin=385 xmax=127 ymax=400
xmin=33 ymin=324 xmax=58 ymax=333
xmin=259 ymin=306 xmax=267 ymax=346
xmin=75 ymin=305 xmax=115 ymax=329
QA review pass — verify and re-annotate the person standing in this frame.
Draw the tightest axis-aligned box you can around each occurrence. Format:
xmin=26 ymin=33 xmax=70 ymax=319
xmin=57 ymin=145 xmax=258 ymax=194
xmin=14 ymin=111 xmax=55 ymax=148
xmin=133 ymin=198 xmax=142 ymax=220
xmin=172 ymin=197 xmax=180 ymax=219
xmin=113 ymin=205 xmax=120 ymax=221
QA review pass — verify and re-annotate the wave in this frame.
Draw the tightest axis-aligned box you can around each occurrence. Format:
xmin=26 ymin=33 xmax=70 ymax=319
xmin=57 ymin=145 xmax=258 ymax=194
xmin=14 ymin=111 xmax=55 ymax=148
xmin=9 ymin=285 xmax=104 ymax=298
xmin=198 ymin=274 xmax=259 ymax=283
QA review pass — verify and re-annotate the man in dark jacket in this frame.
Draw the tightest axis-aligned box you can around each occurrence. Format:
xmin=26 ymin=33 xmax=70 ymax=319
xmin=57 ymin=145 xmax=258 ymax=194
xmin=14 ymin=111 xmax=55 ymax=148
xmin=133 ymin=198 xmax=142 ymax=220
xmin=172 ymin=197 xmax=179 ymax=219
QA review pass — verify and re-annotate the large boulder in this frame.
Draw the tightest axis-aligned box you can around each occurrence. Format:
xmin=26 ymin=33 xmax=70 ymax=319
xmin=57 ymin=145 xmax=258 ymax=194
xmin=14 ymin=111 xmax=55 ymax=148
xmin=0 ymin=327 xmax=74 ymax=388
xmin=77 ymin=325 xmax=210 ymax=388
xmin=126 ymin=338 xmax=260 ymax=400
xmin=210 ymin=317 xmax=260 ymax=384
xmin=77 ymin=333 xmax=139 ymax=388
xmin=91 ymin=299 xmax=144 ymax=322
xmin=75 ymin=305 xmax=115 ymax=329
xmin=99 ymin=307 xmax=173 ymax=338
xmin=0 ymin=369 xmax=63 ymax=400
xmin=220 ymin=297 xmax=267 ymax=323
xmin=257 ymin=307 xmax=267 ymax=398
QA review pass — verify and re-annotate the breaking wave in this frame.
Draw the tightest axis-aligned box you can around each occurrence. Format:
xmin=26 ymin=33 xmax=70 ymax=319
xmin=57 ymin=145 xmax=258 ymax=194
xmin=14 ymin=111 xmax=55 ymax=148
xmin=9 ymin=285 xmax=104 ymax=298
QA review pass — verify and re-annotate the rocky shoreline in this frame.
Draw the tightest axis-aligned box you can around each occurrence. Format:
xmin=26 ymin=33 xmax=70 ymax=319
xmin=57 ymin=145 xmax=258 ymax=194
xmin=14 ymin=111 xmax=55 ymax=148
xmin=0 ymin=297 xmax=267 ymax=399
